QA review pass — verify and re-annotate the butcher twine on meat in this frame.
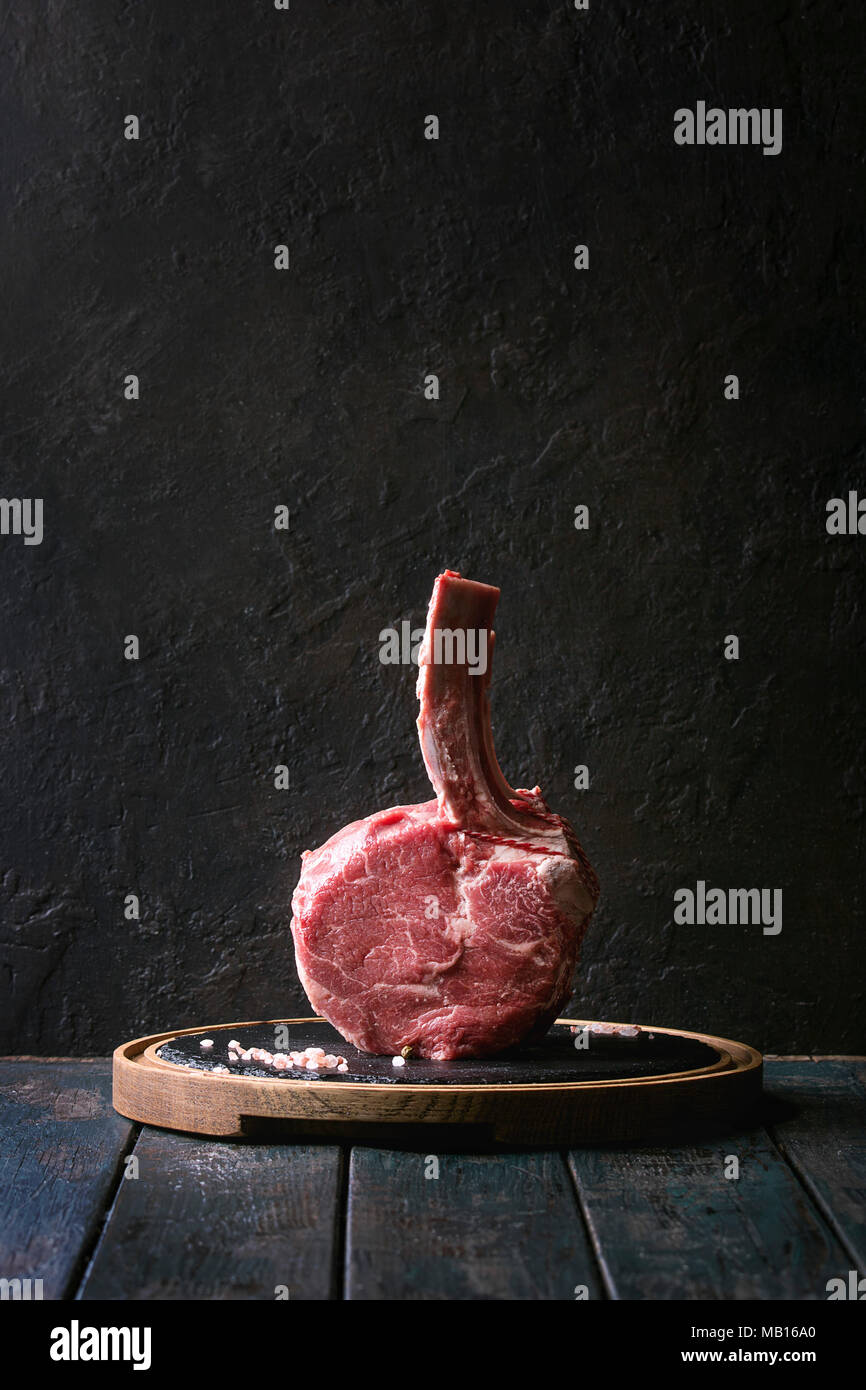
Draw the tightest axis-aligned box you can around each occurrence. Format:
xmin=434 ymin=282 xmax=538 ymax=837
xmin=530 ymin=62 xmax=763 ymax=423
xmin=290 ymin=570 xmax=600 ymax=1060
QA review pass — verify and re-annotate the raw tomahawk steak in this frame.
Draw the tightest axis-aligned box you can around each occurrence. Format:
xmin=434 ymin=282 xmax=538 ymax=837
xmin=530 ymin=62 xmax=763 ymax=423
xmin=290 ymin=571 xmax=599 ymax=1059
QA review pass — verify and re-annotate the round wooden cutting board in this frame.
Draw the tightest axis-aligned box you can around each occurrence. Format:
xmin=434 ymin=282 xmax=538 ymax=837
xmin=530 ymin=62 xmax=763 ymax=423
xmin=112 ymin=1018 xmax=762 ymax=1145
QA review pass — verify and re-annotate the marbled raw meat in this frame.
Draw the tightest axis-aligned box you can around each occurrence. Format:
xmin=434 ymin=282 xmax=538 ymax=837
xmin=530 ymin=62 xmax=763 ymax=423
xmin=290 ymin=571 xmax=599 ymax=1059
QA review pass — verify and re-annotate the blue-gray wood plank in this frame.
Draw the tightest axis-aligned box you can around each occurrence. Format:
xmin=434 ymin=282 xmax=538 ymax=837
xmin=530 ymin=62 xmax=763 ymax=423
xmin=1 ymin=1057 xmax=863 ymax=1300
xmin=0 ymin=1060 xmax=134 ymax=1299
xmin=566 ymin=1059 xmax=866 ymax=1301
xmin=345 ymin=1147 xmax=601 ymax=1300
xmin=568 ymin=1131 xmax=848 ymax=1300
xmin=78 ymin=1127 xmax=344 ymax=1300
xmin=764 ymin=1058 xmax=866 ymax=1270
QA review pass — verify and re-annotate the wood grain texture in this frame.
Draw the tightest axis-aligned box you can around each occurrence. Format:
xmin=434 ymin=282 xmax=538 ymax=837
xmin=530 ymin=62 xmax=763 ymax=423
xmin=569 ymin=1130 xmax=851 ymax=1301
xmin=765 ymin=1058 xmax=866 ymax=1269
xmin=2 ymin=1058 xmax=859 ymax=1303
xmin=345 ymin=1147 xmax=601 ymax=1300
xmin=113 ymin=1017 xmax=762 ymax=1145
xmin=0 ymin=1060 xmax=134 ymax=1299
xmin=79 ymin=1128 xmax=344 ymax=1301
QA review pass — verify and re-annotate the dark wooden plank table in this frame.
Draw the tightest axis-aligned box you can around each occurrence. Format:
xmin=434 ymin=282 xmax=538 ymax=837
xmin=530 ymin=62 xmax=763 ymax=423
xmin=1 ymin=1056 xmax=863 ymax=1301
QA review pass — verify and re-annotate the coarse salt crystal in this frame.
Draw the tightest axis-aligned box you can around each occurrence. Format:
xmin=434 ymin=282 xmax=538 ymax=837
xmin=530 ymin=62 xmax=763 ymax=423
xmin=228 ymin=1041 xmax=241 ymax=1050
xmin=337 ymin=1063 xmax=348 ymax=1073
xmin=392 ymin=1055 xmax=406 ymax=1067
xmin=199 ymin=1039 xmax=214 ymax=1049
xmin=212 ymin=1064 xmax=229 ymax=1074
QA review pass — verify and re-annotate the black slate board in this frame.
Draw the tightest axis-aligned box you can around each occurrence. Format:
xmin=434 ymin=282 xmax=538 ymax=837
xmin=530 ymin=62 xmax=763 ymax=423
xmin=156 ymin=1020 xmax=721 ymax=1086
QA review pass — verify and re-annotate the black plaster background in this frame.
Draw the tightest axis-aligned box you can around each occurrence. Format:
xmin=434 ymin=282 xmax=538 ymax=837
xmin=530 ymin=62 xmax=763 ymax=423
xmin=0 ymin=1 xmax=863 ymax=1055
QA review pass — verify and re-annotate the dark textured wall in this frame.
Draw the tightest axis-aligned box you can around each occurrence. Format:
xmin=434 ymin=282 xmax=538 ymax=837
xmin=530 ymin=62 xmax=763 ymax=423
xmin=1 ymin=1 xmax=863 ymax=1055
